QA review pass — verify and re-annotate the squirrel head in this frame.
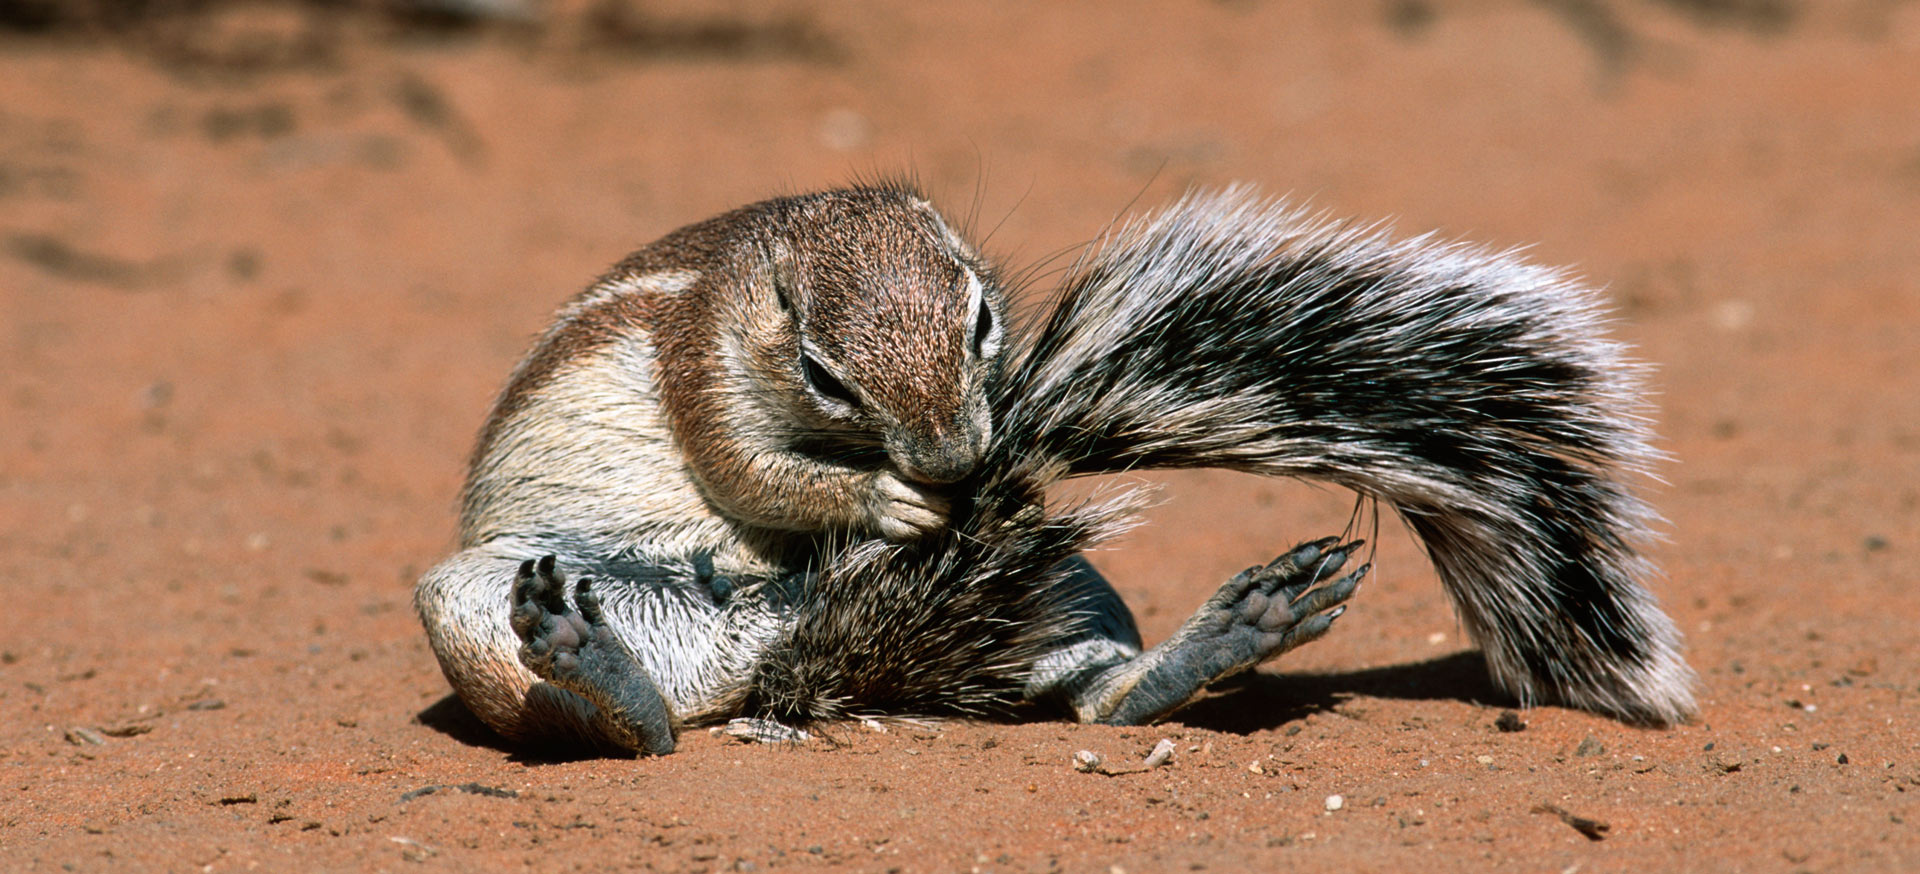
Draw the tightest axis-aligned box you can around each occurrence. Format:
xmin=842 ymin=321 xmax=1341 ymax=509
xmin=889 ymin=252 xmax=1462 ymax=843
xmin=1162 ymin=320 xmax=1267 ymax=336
xmin=738 ymin=187 xmax=1003 ymax=486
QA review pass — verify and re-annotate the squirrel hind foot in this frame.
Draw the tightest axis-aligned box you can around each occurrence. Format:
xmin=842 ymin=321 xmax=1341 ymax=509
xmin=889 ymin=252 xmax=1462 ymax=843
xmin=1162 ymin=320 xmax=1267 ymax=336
xmin=1080 ymin=537 xmax=1366 ymax=726
xmin=510 ymin=556 xmax=679 ymax=755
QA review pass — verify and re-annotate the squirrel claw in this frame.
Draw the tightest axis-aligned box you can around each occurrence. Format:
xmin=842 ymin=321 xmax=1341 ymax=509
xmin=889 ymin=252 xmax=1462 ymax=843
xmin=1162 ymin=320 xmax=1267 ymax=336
xmin=511 ymin=556 xmax=591 ymax=676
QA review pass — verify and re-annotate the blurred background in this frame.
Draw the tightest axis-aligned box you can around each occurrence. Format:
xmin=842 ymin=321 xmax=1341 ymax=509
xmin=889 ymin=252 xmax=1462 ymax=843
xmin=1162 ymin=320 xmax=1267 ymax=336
xmin=6 ymin=0 xmax=1915 ymax=640
xmin=4 ymin=2 xmax=1917 ymax=870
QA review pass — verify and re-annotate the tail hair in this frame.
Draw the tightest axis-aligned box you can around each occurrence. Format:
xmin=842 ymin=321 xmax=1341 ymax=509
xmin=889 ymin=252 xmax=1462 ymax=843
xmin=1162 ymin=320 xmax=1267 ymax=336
xmin=994 ymin=188 xmax=1694 ymax=725
xmin=743 ymin=469 xmax=1141 ymax=722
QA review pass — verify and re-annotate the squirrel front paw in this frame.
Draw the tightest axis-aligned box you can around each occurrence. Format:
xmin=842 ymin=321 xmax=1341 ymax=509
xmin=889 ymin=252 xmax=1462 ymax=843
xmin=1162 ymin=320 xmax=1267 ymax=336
xmin=866 ymin=471 xmax=951 ymax=541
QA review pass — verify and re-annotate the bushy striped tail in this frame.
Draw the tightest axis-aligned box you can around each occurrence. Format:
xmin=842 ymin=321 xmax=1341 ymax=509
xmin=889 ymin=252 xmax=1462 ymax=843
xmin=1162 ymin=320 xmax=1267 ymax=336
xmin=995 ymin=189 xmax=1694 ymax=725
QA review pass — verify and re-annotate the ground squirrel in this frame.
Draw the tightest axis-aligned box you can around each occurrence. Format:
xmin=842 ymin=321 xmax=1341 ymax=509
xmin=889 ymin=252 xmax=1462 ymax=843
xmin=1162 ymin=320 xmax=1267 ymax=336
xmin=414 ymin=183 xmax=1694 ymax=755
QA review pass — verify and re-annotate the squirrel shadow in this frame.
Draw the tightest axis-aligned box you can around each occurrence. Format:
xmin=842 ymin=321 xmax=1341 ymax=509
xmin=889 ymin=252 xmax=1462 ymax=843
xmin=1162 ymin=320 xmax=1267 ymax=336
xmin=414 ymin=695 xmax=519 ymax=753
xmin=419 ymin=650 xmax=1509 ymax=754
xmin=415 ymin=695 xmax=622 ymax=763
xmin=1167 ymin=650 xmax=1511 ymax=734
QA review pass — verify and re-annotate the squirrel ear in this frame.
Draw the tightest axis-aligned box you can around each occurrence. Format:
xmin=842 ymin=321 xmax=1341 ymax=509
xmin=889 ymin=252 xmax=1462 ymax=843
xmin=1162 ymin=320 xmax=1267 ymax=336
xmin=765 ymin=241 xmax=797 ymax=313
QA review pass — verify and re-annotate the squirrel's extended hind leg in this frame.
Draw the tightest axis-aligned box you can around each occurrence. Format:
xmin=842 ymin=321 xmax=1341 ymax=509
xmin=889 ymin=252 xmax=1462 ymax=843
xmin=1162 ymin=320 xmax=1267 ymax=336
xmin=512 ymin=556 xmax=678 ymax=755
xmin=1070 ymin=538 xmax=1367 ymax=725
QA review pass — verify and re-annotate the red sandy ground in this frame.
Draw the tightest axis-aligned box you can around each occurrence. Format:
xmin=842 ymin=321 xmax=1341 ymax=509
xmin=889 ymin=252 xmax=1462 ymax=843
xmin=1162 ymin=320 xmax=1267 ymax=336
xmin=4 ymin=2 xmax=1918 ymax=871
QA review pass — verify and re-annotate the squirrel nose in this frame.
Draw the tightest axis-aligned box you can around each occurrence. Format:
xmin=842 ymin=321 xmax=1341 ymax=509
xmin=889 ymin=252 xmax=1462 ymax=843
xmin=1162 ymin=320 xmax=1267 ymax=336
xmin=894 ymin=434 xmax=983 ymax=485
xmin=896 ymin=449 xmax=976 ymax=485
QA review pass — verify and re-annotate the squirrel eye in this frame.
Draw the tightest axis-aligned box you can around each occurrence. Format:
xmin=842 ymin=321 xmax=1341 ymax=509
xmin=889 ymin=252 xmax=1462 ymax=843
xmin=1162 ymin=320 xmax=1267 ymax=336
xmin=801 ymin=353 xmax=860 ymax=410
xmin=971 ymin=298 xmax=995 ymax=357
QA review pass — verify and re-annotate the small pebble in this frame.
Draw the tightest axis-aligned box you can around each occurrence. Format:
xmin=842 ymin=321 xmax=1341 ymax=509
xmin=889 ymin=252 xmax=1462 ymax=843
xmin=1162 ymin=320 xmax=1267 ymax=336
xmin=1324 ymin=794 xmax=1344 ymax=811
xmin=1072 ymin=750 xmax=1102 ymax=773
xmin=1143 ymin=738 xmax=1177 ymax=768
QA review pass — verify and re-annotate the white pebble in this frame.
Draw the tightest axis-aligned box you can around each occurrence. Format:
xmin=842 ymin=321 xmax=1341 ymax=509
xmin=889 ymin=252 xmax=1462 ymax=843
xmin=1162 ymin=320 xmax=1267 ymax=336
xmin=1325 ymin=794 xmax=1344 ymax=811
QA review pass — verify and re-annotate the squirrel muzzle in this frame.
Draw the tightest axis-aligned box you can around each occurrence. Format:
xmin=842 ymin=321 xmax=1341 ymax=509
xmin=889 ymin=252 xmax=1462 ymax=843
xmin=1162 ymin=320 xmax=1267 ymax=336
xmin=891 ymin=415 xmax=988 ymax=486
